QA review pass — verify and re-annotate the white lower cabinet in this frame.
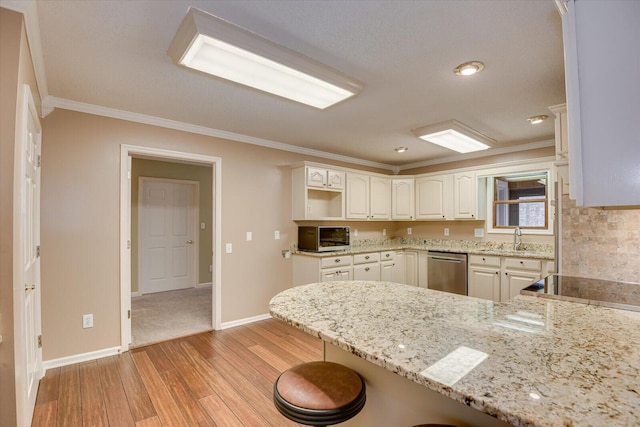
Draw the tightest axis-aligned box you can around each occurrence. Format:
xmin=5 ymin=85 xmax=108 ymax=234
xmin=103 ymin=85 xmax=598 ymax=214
xmin=468 ymin=255 xmax=501 ymax=301
xmin=293 ymin=254 xmax=353 ymax=285
xmin=468 ymin=255 xmax=550 ymax=302
xmin=353 ymin=252 xmax=381 ymax=280
xmin=404 ymin=251 xmax=418 ymax=286
xmin=380 ymin=251 xmax=396 ymax=282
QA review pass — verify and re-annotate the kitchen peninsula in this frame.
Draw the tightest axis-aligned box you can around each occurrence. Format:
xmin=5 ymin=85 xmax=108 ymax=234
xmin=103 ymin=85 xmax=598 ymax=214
xmin=270 ymin=281 xmax=640 ymax=427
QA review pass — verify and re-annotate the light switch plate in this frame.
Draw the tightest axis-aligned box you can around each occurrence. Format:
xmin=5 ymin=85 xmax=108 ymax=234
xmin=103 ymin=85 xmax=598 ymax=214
xmin=225 ymin=243 xmax=233 ymax=254
xmin=200 ymin=222 xmax=206 ymax=229
xmin=246 ymin=231 xmax=252 ymax=241
xmin=274 ymin=230 xmax=280 ymax=240
xmin=382 ymin=229 xmax=387 ymax=236
xmin=444 ymin=228 xmax=450 ymax=236
xmin=354 ymin=229 xmax=358 ymax=237
xmin=82 ymin=314 xmax=93 ymax=329
xmin=407 ymin=228 xmax=412 ymax=235
xmin=474 ymin=228 xmax=485 ymax=237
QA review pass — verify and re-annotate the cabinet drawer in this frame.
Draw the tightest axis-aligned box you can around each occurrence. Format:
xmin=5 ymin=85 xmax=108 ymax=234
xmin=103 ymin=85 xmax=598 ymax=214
xmin=321 ymin=255 xmax=352 ymax=268
xmin=503 ymin=257 xmax=541 ymax=272
xmin=380 ymin=251 xmax=395 ymax=261
xmin=468 ymin=254 xmax=501 ymax=268
xmin=353 ymin=252 xmax=380 ymax=264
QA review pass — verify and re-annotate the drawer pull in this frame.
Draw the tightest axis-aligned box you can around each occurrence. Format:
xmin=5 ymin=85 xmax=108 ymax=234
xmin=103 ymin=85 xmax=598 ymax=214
xmin=365 ymin=267 xmax=370 ymax=272
xmin=482 ymin=257 xmax=485 ymax=261
xmin=386 ymin=254 xmax=390 ymax=258
xmin=365 ymin=255 xmax=370 ymax=260
xmin=335 ymin=259 xmax=340 ymax=263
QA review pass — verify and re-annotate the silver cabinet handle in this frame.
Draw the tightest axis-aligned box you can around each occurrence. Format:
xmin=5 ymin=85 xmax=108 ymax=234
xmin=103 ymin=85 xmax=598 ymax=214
xmin=335 ymin=259 xmax=340 ymax=263
xmin=365 ymin=255 xmax=370 ymax=260
xmin=365 ymin=267 xmax=370 ymax=272
xmin=187 ymin=240 xmax=194 ymax=244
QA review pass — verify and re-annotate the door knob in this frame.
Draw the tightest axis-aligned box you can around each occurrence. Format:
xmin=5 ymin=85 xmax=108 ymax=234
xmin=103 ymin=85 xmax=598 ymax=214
xmin=186 ymin=240 xmax=194 ymax=244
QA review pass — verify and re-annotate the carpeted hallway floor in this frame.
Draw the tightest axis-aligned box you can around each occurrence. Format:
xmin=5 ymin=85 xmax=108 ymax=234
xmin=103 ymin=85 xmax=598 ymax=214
xmin=131 ymin=286 xmax=213 ymax=346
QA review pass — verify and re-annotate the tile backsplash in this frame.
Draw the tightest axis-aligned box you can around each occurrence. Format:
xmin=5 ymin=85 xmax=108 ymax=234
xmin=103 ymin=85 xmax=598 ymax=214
xmin=561 ymin=195 xmax=640 ymax=283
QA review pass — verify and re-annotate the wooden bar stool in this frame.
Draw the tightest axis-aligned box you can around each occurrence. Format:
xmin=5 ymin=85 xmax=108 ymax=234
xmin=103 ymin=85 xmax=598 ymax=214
xmin=273 ymin=361 xmax=366 ymax=426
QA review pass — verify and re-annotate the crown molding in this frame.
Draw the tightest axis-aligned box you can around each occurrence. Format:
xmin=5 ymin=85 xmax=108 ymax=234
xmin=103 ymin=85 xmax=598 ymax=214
xmin=396 ymin=139 xmax=555 ymax=171
xmin=1 ymin=0 xmax=50 ymax=108
xmin=43 ymin=96 xmax=396 ymax=171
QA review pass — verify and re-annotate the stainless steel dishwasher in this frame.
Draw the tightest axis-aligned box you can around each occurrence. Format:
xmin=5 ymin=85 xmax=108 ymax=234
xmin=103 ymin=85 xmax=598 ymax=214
xmin=427 ymin=251 xmax=468 ymax=295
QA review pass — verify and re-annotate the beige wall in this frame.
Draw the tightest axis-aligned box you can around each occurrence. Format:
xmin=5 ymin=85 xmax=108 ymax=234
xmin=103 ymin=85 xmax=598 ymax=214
xmin=41 ymin=108 xmax=385 ymax=360
xmin=561 ymin=196 xmax=640 ymax=283
xmin=0 ymin=7 xmax=42 ymax=426
xmin=131 ymin=158 xmax=213 ymax=292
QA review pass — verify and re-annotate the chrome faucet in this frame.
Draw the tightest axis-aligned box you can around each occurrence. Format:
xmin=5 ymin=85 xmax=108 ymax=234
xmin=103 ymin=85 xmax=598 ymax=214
xmin=514 ymin=226 xmax=522 ymax=251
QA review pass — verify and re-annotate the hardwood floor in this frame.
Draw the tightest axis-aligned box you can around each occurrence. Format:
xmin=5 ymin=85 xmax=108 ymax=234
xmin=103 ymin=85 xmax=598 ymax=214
xmin=31 ymin=319 xmax=323 ymax=426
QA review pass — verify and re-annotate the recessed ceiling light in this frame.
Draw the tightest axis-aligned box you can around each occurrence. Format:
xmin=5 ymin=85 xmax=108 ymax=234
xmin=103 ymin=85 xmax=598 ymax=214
xmin=168 ymin=8 xmax=364 ymax=109
xmin=454 ymin=61 xmax=484 ymax=76
xmin=394 ymin=147 xmax=408 ymax=153
xmin=412 ymin=120 xmax=495 ymax=153
xmin=526 ymin=115 xmax=549 ymax=124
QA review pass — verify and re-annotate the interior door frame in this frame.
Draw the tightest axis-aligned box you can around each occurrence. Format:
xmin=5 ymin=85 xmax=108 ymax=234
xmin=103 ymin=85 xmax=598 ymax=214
xmin=138 ymin=177 xmax=199 ymax=294
xmin=120 ymin=145 xmax=222 ymax=352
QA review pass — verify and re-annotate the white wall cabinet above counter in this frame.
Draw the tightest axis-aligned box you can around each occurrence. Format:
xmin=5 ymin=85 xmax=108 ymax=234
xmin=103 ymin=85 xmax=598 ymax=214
xmin=345 ymin=173 xmax=391 ymax=220
xmin=559 ymin=0 xmax=640 ymax=207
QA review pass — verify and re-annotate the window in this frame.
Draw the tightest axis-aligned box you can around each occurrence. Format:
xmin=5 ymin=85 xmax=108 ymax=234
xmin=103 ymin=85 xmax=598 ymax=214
xmin=493 ymin=172 xmax=548 ymax=229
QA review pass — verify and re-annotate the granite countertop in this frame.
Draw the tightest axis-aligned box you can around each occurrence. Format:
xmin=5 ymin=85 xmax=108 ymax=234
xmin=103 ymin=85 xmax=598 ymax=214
xmin=294 ymin=238 xmax=554 ymax=260
xmin=270 ymin=281 xmax=640 ymax=427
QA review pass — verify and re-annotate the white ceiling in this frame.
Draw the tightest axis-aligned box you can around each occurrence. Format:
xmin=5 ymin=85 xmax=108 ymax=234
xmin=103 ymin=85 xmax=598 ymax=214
xmin=34 ymin=0 xmax=566 ymax=167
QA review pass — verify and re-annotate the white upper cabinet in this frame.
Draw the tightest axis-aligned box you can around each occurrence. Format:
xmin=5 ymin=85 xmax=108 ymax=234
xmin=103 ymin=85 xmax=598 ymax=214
xmin=415 ymin=174 xmax=453 ymax=220
xmin=346 ymin=173 xmax=391 ymax=220
xmin=293 ymin=166 xmax=345 ymax=220
xmin=453 ymin=171 xmax=477 ymax=219
xmin=560 ymin=0 xmax=640 ymax=207
xmin=391 ymin=178 xmax=415 ymax=220
xmin=370 ymin=176 xmax=391 ymax=219
xmin=307 ymin=167 xmax=344 ymax=190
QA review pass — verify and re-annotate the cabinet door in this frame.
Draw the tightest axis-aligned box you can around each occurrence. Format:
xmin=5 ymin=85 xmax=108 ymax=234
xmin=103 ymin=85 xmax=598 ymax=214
xmin=353 ymin=263 xmax=380 ymax=281
xmin=327 ymin=170 xmax=345 ymax=190
xmin=391 ymin=179 xmax=415 ymax=220
xmin=469 ymin=267 xmax=500 ymax=301
xmin=346 ymin=173 xmax=370 ymax=219
xmin=415 ymin=175 xmax=451 ymax=220
xmin=454 ymin=171 xmax=477 ymax=219
xmin=370 ymin=177 xmax=391 ymax=219
xmin=404 ymin=251 xmax=418 ymax=286
xmin=321 ymin=267 xmax=352 ymax=282
xmin=380 ymin=261 xmax=395 ymax=282
xmin=503 ymin=271 xmax=540 ymax=301
xmin=394 ymin=251 xmax=406 ymax=284
xmin=307 ymin=167 xmax=327 ymax=188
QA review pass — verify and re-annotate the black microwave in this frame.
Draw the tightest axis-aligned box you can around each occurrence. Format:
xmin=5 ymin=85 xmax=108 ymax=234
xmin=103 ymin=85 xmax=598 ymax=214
xmin=298 ymin=226 xmax=350 ymax=252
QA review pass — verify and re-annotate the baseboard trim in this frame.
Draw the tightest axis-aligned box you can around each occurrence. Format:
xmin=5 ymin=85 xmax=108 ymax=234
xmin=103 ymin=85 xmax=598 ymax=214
xmin=221 ymin=313 xmax=271 ymax=330
xmin=43 ymin=346 xmax=121 ymax=371
xmin=130 ymin=291 xmax=141 ymax=297
xmin=197 ymin=282 xmax=213 ymax=288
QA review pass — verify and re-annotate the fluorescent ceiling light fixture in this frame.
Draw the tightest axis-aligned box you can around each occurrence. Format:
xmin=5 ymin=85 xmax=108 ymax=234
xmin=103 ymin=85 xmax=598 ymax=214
xmin=412 ymin=120 xmax=495 ymax=153
xmin=168 ymin=8 xmax=364 ymax=109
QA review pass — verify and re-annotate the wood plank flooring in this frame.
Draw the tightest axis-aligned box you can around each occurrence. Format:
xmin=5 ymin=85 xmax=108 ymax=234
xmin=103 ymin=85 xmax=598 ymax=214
xmin=31 ymin=319 xmax=322 ymax=426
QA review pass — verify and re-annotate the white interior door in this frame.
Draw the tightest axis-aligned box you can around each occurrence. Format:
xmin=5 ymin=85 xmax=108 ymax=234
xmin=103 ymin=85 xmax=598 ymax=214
xmin=15 ymin=85 xmax=43 ymax=426
xmin=139 ymin=178 xmax=198 ymax=294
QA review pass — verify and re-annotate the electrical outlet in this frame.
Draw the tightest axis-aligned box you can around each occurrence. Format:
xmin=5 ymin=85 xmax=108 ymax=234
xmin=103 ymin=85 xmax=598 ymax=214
xmin=407 ymin=228 xmax=412 ymax=235
xmin=82 ymin=314 xmax=93 ymax=329
xmin=382 ymin=229 xmax=387 ymax=236
xmin=354 ymin=229 xmax=358 ymax=237
xmin=274 ymin=230 xmax=280 ymax=240
xmin=474 ymin=228 xmax=485 ymax=238
xmin=444 ymin=228 xmax=450 ymax=236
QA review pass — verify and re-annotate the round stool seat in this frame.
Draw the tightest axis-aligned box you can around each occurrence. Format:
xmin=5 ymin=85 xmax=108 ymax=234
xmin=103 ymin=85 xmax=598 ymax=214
xmin=274 ymin=361 xmax=366 ymax=426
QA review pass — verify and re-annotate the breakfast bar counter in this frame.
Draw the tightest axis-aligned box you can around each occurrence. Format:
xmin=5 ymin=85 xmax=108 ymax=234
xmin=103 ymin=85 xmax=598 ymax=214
xmin=269 ymin=281 xmax=640 ymax=427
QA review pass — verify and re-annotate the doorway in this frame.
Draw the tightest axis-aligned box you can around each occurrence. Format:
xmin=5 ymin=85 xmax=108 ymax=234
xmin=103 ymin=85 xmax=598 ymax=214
xmin=120 ymin=145 xmax=222 ymax=351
